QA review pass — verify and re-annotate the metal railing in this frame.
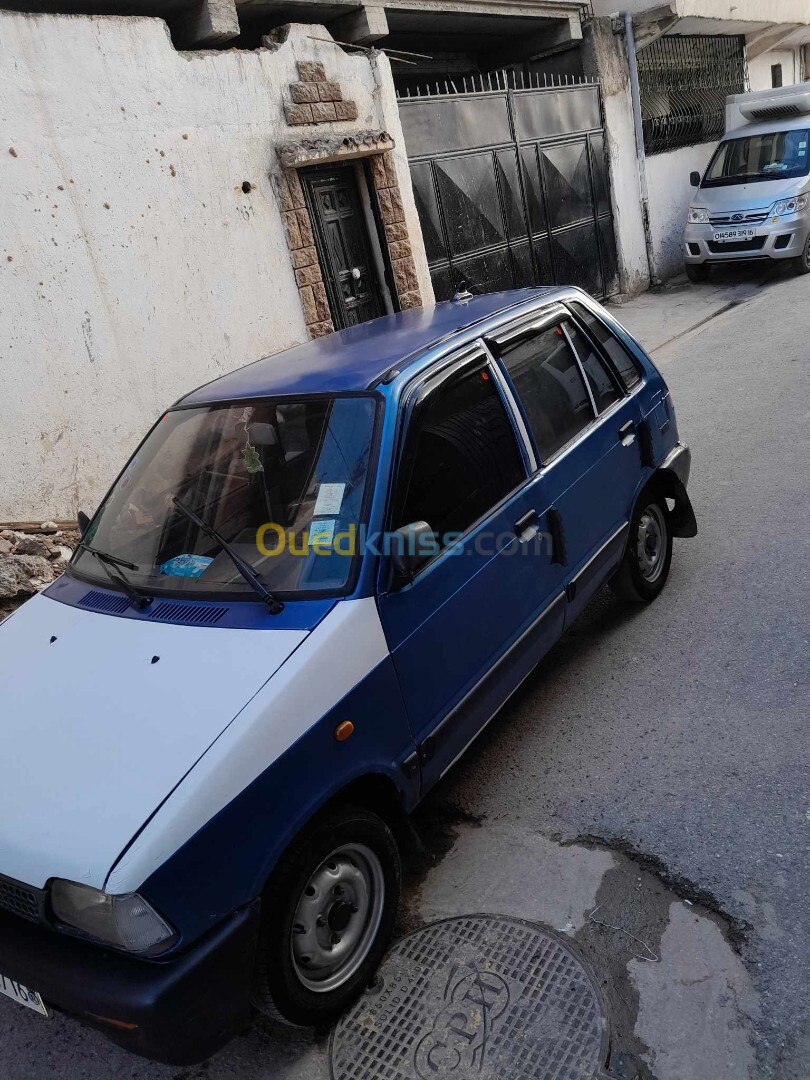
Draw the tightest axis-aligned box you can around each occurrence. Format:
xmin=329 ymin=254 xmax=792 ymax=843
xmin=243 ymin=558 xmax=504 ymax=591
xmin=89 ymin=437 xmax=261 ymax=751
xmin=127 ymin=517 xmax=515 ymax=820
xmin=396 ymin=69 xmax=598 ymax=100
xmin=637 ymin=35 xmax=748 ymax=155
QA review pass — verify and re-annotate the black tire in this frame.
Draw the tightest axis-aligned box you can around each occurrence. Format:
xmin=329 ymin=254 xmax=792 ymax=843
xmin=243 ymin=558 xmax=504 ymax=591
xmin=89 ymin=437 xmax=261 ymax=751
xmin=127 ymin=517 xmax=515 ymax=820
xmin=792 ymin=236 xmax=810 ymax=275
xmin=252 ymin=803 xmax=400 ymax=1027
xmin=685 ymin=262 xmax=711 ymax=283
xmin=609 ymin=492 xmax=673 ymax=603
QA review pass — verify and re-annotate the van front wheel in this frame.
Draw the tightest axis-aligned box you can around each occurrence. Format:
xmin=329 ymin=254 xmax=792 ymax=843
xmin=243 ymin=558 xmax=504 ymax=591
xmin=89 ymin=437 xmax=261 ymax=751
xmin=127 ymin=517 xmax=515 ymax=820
xmin=685 ymin=262 xmax=710 ymax=283
xmin=792 ymin=236 xmax=810 ymax=275
xmin=252 ymin=804 xmax=400 ymax=1027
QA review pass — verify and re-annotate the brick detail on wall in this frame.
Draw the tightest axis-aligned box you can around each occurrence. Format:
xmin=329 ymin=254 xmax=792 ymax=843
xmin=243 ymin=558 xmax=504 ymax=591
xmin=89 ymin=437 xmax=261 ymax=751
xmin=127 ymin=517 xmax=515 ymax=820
xmin=285 ymin=61 xmax=358 ymax=127
xmin=274 ymin=168 xmax=335 ymax=339
xmin=368 ymin=151 xmax=422 ymax=310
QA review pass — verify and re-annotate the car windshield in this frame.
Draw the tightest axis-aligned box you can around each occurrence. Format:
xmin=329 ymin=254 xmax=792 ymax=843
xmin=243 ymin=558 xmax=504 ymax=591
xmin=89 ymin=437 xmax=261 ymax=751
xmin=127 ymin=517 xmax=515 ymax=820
xmin=703 ymin=128 xmax=810 ymax=186
xmin=71 ymin=395 xmax=378 ymax=599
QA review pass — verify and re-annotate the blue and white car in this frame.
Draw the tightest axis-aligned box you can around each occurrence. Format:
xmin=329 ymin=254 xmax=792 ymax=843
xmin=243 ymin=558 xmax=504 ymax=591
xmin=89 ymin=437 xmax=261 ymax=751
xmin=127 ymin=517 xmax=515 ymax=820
xmin=0 ymin=287 xmax=696 ymax=1062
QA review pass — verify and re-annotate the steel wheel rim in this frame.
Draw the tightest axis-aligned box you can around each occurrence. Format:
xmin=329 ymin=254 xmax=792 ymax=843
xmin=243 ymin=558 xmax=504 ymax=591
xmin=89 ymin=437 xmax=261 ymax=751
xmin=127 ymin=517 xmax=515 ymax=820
xmin=290 ymin=843 xmax=385 ymax=993
xmin=636 ymin=503 xmax=667 ymax=583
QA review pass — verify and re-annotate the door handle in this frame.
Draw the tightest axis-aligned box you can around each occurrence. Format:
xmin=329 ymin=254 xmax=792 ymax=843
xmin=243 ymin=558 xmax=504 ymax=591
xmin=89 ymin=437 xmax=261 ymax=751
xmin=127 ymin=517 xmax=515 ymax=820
xmin=618 ymin=420 xmax=636 ymax=446
xmin=547 ymin=507 xmax=568 ymax=566
xmin=514 ymin=509 xmax=540 ymax=543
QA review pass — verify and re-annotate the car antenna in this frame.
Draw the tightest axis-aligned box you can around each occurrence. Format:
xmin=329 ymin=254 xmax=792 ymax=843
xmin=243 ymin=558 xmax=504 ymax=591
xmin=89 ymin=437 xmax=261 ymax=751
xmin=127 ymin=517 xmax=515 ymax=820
xmin=452 ymin=277 xmax=474 ymax=303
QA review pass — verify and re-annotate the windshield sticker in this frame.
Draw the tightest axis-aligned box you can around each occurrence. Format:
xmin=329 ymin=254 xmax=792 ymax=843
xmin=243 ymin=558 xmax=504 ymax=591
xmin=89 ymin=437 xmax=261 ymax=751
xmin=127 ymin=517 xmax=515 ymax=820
xmin=309 ymin=519 xmax=336 ymax=549
xmin=159 ymin=554 xmax=214 ymax=578
xmin=314 ymin=482 xmax=345 ymax=517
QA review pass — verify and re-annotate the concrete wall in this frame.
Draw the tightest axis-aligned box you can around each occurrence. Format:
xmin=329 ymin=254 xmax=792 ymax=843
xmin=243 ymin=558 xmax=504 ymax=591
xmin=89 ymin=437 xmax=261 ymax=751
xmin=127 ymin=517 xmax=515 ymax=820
xmin=748 ymin=47 xmax=802 ymax=90
xmin=0 ymin=12 xmax=431 ymax=521
xmin=646 ymin=142 xmax=718 ymax=280
xmin=582 ymin=18 xmax=650 ymax=297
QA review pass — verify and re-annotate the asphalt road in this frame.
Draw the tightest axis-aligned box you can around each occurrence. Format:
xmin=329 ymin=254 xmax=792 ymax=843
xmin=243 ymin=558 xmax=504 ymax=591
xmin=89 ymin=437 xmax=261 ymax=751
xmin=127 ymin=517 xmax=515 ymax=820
xmin=430 ymin=269 xmax=810 ymax=1077
xmin=0 ymin=270 xmax=806 ymax=1079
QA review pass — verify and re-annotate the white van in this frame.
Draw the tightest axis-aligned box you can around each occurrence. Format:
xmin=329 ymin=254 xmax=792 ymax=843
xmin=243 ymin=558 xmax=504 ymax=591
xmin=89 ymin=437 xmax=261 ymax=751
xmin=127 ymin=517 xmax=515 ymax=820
xmin=684 ymin=82 xmax=810 ymax=281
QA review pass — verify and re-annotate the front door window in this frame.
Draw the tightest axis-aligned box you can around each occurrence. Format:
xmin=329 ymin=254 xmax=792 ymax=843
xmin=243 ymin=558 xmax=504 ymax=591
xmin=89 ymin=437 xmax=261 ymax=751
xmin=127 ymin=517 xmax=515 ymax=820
xmin=392 ymin=362 xmax=525 ymax=555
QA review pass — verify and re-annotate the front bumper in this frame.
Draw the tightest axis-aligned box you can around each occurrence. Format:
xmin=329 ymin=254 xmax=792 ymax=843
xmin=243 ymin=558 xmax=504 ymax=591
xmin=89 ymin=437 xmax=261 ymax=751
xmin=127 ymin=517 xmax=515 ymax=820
xmin=684 ymin=218 xmax=810 ymax=264
xmin=0 ymin=900 xmax=260 ymax=1064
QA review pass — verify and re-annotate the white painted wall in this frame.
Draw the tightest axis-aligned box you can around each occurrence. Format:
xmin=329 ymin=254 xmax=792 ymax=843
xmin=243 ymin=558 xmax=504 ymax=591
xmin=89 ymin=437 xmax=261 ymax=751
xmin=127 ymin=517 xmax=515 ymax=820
xmin=583 ymin=18 xmax=650 ymax=296
xmin=0 ymin=12 xmax=431 ymax=521
xmin=646 ymin=142 xmax=718 ymax=280
xmin=748 ymin=48 xmax=801 ymax=90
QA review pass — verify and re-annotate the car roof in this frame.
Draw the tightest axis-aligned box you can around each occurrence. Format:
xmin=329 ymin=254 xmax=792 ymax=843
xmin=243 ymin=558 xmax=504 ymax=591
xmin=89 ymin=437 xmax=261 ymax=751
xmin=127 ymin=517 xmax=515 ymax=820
xmin=177 ymin=287 xmax=561 ymax=406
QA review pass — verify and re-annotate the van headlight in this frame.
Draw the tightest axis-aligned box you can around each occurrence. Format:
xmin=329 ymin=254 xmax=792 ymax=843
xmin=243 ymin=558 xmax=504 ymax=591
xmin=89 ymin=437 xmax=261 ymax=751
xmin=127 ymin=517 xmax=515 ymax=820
xmin=772 ymin=195 xmax=807 ymax=216
xmin=688 ymin=207 xmax=710 ymax=224
xmin=50 ymin=880 xmax=177 ymax=954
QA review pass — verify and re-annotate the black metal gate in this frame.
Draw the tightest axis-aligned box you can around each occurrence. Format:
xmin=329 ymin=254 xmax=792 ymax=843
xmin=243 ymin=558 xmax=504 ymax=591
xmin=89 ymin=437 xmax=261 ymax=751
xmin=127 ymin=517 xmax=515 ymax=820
xmin=398 ymin=74 xmax=619 ymax=301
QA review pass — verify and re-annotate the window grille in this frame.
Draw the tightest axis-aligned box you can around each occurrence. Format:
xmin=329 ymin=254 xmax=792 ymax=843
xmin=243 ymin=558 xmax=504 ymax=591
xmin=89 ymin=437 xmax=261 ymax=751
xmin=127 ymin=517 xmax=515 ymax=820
xmin=637 ymin=35 xmax=748 ymax=155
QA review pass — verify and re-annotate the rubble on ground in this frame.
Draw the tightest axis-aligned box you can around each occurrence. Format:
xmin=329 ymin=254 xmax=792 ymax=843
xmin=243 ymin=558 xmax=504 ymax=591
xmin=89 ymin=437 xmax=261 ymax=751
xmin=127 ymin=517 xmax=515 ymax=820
xmin=0 ymin=525 xmax=77 ymax=621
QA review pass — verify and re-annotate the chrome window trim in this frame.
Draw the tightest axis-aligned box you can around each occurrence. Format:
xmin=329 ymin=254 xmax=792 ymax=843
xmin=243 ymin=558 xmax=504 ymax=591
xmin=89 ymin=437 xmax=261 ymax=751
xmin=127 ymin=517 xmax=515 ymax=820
xmin=478 ymin=337 xmax=538 ymax=473
xmin=560 ymin=320 xmax=599 ymax=419
xmin=484 ymin=302 xmax=569 ymax=349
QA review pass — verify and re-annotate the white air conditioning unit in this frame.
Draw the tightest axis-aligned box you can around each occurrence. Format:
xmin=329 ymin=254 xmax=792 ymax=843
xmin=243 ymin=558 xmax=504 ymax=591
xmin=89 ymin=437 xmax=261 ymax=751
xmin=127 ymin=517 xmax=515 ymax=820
xmin=726 ymin=83 xmax=810 ymax=132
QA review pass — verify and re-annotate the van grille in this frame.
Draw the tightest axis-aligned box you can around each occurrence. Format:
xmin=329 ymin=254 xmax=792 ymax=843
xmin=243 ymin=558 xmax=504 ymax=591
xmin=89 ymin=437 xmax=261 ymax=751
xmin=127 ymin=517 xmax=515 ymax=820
xmin=709 ymin=210 xmax=768 ymax=226
xmin=0 ymin=876 xmax=41 ymax=923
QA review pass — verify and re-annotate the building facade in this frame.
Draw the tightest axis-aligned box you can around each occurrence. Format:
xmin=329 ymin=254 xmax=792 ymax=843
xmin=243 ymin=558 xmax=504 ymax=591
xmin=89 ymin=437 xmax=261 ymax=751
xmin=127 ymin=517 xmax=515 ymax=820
xmin=1 ymin=0 xmax=809 ymax=519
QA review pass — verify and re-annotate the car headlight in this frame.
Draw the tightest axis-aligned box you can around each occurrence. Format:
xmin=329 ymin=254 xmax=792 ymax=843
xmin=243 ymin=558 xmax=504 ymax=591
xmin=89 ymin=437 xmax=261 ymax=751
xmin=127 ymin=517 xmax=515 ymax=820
xmin=772 ymin=195 xmax=808 ymax=216
xmin=688 ymin=207 xmax=710 ymax=224
xmin=50 ymin=880 xmax=177 ymax=954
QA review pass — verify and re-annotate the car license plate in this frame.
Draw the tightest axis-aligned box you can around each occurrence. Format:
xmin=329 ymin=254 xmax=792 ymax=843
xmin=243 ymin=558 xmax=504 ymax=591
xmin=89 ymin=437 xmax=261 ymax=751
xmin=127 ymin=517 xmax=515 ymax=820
xmin=713 ymin=228 xmax=756 ymax=242
xmin=0 ymin=971 xmax=49 ymax=1016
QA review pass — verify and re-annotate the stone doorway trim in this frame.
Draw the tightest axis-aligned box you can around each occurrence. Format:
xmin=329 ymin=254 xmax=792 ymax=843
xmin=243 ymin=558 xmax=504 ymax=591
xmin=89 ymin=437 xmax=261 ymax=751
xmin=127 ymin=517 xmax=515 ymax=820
xmin=276 ymin=138 xmax=422 ymax=338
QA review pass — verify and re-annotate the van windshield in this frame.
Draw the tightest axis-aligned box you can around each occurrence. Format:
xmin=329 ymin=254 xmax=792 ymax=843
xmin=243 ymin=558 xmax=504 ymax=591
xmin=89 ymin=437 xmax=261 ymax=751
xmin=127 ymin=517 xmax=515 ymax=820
xmin=70 ymin=396 xmax=378 ymax=600
xmin=703 ymin=128 xmax=810 ymax=186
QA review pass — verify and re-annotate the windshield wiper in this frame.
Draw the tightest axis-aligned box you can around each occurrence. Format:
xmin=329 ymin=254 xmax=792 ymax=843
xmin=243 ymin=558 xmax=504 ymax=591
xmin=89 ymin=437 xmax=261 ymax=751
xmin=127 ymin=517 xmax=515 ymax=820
xmin=171 ymin=496 xmax=284 ymax=615
xmin=77 ymin=543 xmax=153 ymax=610
xmin=76 ymin=540 xmax=139 ymax=571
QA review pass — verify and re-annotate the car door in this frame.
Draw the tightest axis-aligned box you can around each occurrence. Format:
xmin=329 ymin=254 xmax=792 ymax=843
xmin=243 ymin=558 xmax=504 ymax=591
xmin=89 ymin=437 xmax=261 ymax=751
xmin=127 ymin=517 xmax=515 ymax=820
xmin=376 ymin=343 xmax=566 ymax=790
xmin=486 ymin=305 xmax=644 ymax=624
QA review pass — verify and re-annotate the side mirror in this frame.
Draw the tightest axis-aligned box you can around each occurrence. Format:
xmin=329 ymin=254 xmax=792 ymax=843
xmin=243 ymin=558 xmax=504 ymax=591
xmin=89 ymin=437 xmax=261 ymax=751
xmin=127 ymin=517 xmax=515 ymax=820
xmin=77 ymin=510 xmax=91 ymax=536
xmin=689 ymin=171 xmax=701 ymax=187
xmin=390 ymin=521 xmax=438 ymax=585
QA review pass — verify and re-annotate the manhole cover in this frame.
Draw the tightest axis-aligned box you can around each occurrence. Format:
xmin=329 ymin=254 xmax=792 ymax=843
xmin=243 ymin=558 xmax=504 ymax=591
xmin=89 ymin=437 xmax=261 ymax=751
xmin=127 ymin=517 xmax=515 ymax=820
xmin=330 ymin=914 xmax=610 ymax=1080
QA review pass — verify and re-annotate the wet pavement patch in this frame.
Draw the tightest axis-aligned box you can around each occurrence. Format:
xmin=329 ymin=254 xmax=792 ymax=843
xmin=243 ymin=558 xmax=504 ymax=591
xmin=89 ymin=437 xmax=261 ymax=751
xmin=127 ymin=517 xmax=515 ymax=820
xmin=330 ymin=914 xmax=610 ymax=1080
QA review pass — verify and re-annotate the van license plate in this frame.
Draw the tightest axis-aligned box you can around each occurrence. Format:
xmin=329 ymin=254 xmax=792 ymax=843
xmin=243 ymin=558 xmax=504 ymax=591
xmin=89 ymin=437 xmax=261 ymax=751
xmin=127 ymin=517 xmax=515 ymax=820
xmin=0 ymin=972 xmax=49 ymax=1016
xmin=713 ymin=228 xmax=756 ymax=242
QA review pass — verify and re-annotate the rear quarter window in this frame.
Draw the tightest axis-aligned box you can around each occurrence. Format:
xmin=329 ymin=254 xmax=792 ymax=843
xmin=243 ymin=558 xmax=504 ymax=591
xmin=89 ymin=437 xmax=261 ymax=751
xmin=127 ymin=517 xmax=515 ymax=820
xmin=569 ymin=301 xmax=642 ymax=392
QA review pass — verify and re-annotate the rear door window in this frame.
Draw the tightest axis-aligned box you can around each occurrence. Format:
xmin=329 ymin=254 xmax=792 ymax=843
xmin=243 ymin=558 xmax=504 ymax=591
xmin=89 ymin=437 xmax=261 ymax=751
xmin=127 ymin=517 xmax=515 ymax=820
xmin=498 ymin=324 xmax=594 ymax=463
xmin=569 ymin=301 xmax=642 ymax=391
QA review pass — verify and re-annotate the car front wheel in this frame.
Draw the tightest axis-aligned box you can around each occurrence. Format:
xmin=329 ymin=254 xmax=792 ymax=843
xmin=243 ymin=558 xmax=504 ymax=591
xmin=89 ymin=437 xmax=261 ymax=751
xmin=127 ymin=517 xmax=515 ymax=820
xmin=252 ymin=803 xmax=400 ymax=1027
xmin=610 ymin=495 xmax=673 ymax=603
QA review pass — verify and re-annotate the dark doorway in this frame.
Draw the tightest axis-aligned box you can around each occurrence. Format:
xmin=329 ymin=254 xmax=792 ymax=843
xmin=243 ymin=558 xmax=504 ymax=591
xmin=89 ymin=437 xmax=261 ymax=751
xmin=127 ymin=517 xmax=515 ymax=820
xmin=301 ymin=164 xmax=386 ymax=330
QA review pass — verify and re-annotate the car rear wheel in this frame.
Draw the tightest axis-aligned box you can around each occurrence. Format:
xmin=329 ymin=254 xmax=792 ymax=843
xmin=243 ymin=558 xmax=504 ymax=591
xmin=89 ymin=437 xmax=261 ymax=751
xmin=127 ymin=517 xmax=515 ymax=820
xmin=792 ymin=236 xmax=810 ymax=275
xmin=252 ymin=803 xmax=400 ymax=1027
xmin=610 ymin=495 xmax=673 ymax=603
xmin=685 ymin=262 xmax=711 ymax=283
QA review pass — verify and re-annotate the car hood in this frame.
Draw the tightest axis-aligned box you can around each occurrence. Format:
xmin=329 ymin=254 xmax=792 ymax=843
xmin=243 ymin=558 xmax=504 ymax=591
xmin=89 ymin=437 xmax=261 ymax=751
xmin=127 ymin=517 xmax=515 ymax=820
xmin=0 ymin=594 xmax=307 ymax=890
xmin=697 ymin=175 xmax=808 ymax=212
